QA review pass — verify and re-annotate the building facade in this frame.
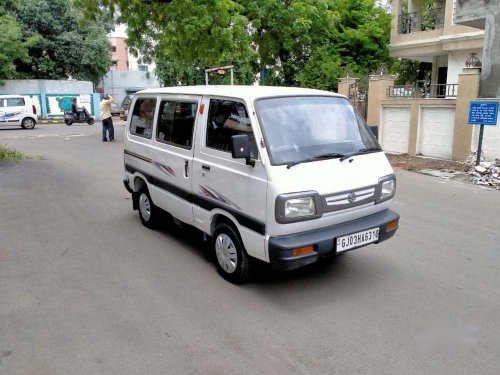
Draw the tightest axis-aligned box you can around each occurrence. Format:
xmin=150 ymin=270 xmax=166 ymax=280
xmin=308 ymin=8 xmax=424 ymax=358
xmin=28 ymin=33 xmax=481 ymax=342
xmin=389 ymin=0 xmax=484 ymax=91
xmin=454 ymin=0 xmax=500 ymax=98
xmin=109 ymin=36 xmax=129 ymax=70
xmin=99 ymin=25 xmax=160 ymax=106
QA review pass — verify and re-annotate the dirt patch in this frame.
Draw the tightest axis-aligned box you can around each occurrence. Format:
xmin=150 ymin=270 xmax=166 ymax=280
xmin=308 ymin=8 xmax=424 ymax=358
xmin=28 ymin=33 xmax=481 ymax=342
xmin=387 ymin=153 xmax=465 ymax=172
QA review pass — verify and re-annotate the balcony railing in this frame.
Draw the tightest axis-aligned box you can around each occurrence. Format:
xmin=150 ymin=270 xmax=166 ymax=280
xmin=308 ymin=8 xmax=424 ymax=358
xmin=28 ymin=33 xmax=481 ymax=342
xmin=398 ymin=7 xmax=445 ymax=34
xmin=388 ymin=84 xmax=458 ymax=99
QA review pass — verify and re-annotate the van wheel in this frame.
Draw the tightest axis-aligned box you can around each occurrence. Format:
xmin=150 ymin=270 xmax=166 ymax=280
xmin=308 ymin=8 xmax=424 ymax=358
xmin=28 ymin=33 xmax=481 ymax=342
xmin=21 ymin=118 xmax=36 ymax=129
xmin=138 ymin=188 xmax=159 ymax=229
xmin=212 ymin=223 xmax=252 ymax=284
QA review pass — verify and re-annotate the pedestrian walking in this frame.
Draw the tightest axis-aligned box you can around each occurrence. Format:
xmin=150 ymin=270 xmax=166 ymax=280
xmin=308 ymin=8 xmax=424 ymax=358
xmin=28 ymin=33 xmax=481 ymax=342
xmin=100 ymin=94 xmax=114 ymax=142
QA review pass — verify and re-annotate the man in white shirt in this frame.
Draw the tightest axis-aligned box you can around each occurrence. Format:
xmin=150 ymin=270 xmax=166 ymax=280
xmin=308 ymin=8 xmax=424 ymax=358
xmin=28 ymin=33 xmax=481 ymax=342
xmin=100 ymin=95 xmax=114 ymax=142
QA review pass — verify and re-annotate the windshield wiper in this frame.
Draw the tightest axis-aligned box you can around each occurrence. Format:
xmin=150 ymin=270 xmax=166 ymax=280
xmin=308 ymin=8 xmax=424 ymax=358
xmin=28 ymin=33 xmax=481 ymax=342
xmin=286 ymin=152 xmax=345 ymax=169
xmin=339 ymin=147 xmax=382 ymax=162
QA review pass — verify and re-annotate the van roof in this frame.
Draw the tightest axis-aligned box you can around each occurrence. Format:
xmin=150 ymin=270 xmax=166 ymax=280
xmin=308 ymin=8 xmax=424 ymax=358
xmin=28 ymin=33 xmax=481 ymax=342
xmin=137 ymin=85 xmax=345 ymax=100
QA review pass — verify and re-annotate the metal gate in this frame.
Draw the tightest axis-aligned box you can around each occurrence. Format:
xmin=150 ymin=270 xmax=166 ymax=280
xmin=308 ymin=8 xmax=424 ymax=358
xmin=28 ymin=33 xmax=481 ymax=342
xmin=348 ymin=74 xmax=369 ymax=120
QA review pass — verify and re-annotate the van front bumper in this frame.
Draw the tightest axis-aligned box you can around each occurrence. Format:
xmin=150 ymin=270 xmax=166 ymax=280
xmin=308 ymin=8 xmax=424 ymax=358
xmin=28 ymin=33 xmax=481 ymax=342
xmin=268 ymin=209 xmax=399 ymax=271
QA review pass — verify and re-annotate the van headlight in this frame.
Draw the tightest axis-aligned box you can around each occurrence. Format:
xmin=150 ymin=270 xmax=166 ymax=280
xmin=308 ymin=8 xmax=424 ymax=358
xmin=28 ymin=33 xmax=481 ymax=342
xmin=276 ymin=192 xmax=322 ymax=223
xmin=377 ymin=175 xmax=396 ymax=203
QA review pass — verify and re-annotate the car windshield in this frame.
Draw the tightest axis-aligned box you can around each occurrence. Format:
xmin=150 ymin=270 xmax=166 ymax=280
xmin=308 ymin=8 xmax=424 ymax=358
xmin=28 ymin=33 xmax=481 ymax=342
xmin=255 ymin=96 xmax=380 ymax=165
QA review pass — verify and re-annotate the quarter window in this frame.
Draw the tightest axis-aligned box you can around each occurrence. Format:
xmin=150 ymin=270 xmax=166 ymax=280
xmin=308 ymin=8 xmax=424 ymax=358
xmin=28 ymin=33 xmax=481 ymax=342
xmin=130 ymin=98 xmax=156 ymax=139
xmin=6 ymin=98 xmax=25 ymax=107
xmin=156 ymin=101 xmax=197 ymax=149
xmin=206 ymin=99 xmax=258 ymax=158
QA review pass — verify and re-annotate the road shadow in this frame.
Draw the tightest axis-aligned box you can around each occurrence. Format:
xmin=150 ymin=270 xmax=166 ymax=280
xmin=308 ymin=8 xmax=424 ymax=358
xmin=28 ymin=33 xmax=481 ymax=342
xmin=151 ymin=214 xmax=390 ymax=293
xmin=0 ymin=127 xmax=27 ymax=132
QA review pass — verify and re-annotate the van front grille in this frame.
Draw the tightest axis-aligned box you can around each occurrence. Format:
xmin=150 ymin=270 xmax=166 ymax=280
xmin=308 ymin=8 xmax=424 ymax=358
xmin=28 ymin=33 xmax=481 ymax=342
xmin=322 ymin=185 xmax=377 ymax=212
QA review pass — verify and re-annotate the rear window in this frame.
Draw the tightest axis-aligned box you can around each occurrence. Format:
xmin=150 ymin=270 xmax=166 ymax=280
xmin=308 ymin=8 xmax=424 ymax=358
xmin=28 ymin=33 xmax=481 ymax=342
xmin=130 ymin=98 xmax=157 ymax=139
xmin=6 ymin=98 xmax=25 ymax=107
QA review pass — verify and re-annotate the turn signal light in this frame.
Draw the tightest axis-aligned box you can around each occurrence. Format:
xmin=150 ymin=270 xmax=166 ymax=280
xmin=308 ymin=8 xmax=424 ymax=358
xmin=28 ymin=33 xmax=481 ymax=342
xmin=386 ymin=220 xmax=399 ymax=232
xmin=291 ymin=245 xmax=314 ymax=257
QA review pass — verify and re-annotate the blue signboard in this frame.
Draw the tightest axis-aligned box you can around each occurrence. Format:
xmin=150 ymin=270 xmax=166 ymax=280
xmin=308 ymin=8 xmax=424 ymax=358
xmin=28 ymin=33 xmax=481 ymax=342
xmin=468 ymin=101 xmax=499 ymax=125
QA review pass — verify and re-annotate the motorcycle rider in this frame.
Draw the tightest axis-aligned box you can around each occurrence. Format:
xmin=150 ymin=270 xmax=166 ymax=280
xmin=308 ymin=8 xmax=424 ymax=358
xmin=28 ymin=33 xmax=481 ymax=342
xmin=71 ymin=98 xmax=83 ymax=121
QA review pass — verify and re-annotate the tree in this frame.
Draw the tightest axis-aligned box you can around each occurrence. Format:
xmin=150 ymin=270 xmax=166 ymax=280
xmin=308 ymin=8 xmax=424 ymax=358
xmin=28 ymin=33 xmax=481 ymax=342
xmin=7 ymin=0 xmax=113 ymax=85
xmin=77 ymin=0 xmax=392 ymax=89
xmin=0 ymin=11 xmax=38 ymax=84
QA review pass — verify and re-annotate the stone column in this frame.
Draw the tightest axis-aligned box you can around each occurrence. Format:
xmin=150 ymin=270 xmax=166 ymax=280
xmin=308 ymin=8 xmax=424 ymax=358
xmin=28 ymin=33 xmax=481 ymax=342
xmin=408 ymin=0 xmax=423 ymax=31
xmin=391 ymin=0 xmax=402 ymax=36
xmin=337 ymin=77 xmax=356 ymax=98
xmin=451 ymin=68 xmax=481 ymax=160
xmin=481 ymin=13 xmax=500 ymax=98
xmin=366 ymin=74 xmax=396 ymax=126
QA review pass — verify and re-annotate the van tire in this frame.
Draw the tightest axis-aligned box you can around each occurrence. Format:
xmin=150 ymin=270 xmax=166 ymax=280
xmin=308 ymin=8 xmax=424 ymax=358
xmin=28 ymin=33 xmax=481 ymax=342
xmin=21 ymin=118 xmax=36 ymax=129
xmin=212 ymin=223 xmax=252 ymax=284
xmin=138 ymin=188 xmax=159 ymax=229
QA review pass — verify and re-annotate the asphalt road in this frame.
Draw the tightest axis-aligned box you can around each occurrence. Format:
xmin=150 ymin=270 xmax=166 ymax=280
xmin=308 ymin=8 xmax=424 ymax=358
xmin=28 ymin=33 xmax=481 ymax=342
xmin=1 ymin=123 xmax=499 ymax=375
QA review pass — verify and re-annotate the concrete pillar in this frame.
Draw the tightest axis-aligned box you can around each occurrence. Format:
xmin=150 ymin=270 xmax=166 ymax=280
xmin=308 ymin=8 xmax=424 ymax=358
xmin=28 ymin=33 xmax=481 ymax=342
xmin=391 ymin=0 xmax=402 ymax=37
xmin=480 ymin=13 xmax=500 ymax=98
xmin=337 ymin=77 xmax=356 ymax=98
xmin=38 ymin=81 xmax=48 ymax=118
xmin=451 ymin=68 xmax=481 ymax=160
xmin=408 ymin=0 xmax=423 ymax=13
xmin=409 ymin=0 xmax=423 ymax=31
xmin=408 ymin=101 xmax=420 ymax=156
xmin=367 ymin=74 xmax=396 ymax=126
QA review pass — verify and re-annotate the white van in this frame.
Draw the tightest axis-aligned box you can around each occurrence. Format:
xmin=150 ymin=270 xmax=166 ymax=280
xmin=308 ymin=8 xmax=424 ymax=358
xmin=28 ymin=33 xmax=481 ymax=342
xmin=0 ymin=95 xmax=38 ymax=129
xmin=123 ymin=86 xmax=399 ymax=283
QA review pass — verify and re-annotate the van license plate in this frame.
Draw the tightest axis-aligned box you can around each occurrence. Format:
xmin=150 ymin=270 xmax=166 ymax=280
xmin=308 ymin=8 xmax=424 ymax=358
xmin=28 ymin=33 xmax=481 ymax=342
xmin=336 ymin=228 xmax=379 ymax=253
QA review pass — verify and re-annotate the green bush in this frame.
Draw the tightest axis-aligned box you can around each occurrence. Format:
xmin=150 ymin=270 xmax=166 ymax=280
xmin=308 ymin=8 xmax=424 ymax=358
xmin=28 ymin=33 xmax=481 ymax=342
xmin=0 ymin=145 xmax=25 ymax=161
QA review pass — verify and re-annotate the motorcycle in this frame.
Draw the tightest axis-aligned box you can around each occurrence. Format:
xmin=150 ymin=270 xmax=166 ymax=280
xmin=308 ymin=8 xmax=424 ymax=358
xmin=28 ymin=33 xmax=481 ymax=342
xmin=64 ymin=107 xmax=95 ymax=126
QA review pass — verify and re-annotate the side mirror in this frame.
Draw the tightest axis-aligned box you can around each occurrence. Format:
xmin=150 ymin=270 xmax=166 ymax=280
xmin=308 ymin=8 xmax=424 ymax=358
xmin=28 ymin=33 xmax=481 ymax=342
xmin=368 ymin=125 xmax=378 ymax=140
xmin=231 ymin=134 xmax=255 ymax=166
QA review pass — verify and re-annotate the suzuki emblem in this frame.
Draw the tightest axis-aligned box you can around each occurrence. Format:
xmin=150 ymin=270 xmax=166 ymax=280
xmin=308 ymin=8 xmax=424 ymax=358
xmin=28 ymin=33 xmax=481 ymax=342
xmin=347 ymin=192 xmax=356 ymax=204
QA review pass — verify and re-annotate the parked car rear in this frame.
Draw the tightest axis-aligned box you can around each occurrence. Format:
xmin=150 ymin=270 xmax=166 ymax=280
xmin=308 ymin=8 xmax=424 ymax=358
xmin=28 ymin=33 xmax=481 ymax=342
xmin=0 ymin=95 xmax=38 ymax=129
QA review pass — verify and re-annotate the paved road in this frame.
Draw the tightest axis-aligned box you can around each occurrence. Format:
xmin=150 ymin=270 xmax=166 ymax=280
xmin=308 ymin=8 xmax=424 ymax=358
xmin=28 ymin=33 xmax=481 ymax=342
xmin=1 ymin=124 xmax=499 ymax=375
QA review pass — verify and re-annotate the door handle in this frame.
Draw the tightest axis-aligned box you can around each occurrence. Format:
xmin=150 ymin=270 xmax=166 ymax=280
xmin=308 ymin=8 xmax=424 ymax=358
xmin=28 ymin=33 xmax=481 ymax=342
xmin=202 ymin=164 xmax=211 ymax=172
xmin=184 ymin=160 xmax=189 ymax=177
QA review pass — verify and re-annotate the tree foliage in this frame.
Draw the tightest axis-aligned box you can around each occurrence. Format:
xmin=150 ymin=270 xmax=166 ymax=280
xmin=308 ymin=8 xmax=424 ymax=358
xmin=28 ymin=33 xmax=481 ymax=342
xmin=0 ymin=1 xmax=39 ymax=84
xmin=3 ymin=0 xmax=113 ymax=85
xmin=78 ymin=0 xmax=392 ymax=89
xmin=0 ymin=15 xmax=38 ymax=84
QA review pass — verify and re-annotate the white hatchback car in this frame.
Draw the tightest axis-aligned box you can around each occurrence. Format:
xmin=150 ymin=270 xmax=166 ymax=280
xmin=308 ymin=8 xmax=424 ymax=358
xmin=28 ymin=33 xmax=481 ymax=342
xmin=0 ymin=95 xmax=38 ymax=129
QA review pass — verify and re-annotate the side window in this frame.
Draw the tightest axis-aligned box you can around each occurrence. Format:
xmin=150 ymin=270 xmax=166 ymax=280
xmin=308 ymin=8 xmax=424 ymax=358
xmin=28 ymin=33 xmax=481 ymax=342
xmin=6 ymin=98 xmax=25 ymax=107
xmin=206 ymin=99 xmax=258 ymax=158
xmin=156 ymin=101 xmax=197 ymax=149
xmin=130 ymin=98 xmax=156 ymax=139
xmin=0 ymin=100 xmax=4 ymax=108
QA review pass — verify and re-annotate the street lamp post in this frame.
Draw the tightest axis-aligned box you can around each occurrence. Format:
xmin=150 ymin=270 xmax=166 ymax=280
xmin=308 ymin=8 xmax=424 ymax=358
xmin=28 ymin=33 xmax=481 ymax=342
xmin=204 ymin=65 xmax=235 ymax=85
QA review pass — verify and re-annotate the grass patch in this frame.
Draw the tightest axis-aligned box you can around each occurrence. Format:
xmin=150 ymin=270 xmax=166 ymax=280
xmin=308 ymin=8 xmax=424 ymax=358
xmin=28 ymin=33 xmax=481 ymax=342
xmin=0 ymin=145 xmax=26 ymax=161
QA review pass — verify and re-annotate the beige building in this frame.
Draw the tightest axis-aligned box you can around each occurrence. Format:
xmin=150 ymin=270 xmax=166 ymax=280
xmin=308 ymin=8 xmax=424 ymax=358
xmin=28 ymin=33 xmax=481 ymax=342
xmin=390 ymin=0 xmax=484 ymax=90
xmin=338 ymin=0 xmax=500 ymax=162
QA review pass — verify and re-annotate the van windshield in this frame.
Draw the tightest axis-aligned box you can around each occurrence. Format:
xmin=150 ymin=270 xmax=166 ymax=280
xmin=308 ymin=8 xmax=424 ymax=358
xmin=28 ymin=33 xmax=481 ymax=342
xmin=255 ymin=96 xmax=380 ymax=166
